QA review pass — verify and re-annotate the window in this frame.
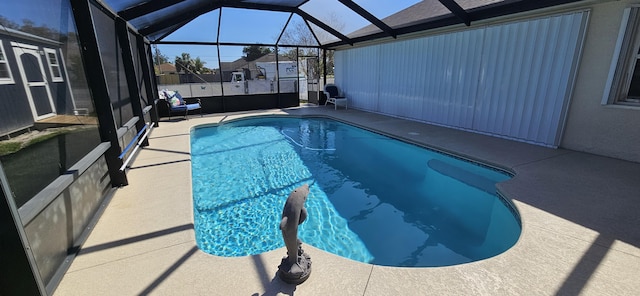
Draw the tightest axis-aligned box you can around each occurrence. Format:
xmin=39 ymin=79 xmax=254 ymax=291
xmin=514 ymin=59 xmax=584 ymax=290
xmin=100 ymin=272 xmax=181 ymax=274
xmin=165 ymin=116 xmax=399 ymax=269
xmin=0 ymin=41 xmax=14 ymax=85
xmin=603 ymin=7 xmax=640 ymax=106
xmin=44 ymin=48 xmax=63 ymax=82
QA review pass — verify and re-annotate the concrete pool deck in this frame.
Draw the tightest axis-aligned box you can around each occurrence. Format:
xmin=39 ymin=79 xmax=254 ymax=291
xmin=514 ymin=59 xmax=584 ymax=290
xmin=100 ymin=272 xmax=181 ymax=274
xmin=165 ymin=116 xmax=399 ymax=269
xmin=54 ymin=106 xmax=640 ymax=295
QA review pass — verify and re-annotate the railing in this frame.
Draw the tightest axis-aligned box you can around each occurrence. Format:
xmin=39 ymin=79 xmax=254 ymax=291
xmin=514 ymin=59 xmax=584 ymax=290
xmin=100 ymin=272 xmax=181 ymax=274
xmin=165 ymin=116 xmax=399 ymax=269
xmin=118 ymin=123 xmax=153 ymax=171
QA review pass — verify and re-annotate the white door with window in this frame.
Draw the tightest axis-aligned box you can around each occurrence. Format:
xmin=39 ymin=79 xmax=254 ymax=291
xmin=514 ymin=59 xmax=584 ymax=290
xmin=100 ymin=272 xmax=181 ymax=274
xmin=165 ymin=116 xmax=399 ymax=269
xmin=12 ymin=42 xmax=56 ymax=121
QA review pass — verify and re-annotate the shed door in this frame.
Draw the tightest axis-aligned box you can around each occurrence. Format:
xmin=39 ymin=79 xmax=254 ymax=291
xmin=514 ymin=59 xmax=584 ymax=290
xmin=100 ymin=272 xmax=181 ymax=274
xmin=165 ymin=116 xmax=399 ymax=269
xmin=12 ymin=43 xmax=55 ymax=121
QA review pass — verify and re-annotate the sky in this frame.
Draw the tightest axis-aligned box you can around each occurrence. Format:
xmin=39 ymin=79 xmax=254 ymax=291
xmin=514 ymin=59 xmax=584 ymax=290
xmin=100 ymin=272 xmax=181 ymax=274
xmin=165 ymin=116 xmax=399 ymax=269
xmin=1 ymin=0 xmax=421 ymax=68
xmin=156 ymin=0 xmax=421 ymax=68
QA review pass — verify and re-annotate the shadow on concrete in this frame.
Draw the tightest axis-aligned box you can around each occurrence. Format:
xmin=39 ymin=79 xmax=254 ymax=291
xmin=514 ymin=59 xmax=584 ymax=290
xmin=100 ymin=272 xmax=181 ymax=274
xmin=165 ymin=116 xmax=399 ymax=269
xmin=138 ymin=245 xmax=199 ymax=295
xmin=250 ymin=253 xmax=297 ymax=296
xmin=503 ymin=152 xmax=640 ymax=248
xmin=555 ymin=234 xmax=614 ymax=296
xmin=75 ymin=223 xmax=197 ymax=295
xmin=128 ymin=159 xmax=191 ymax=170
xmin=140 ymin=147 xmax=191 ymax=156
xmin=77 ymin=223 xmax=193 ymax=255
xmin=148 ymin=133 xmax=191 ymax=140
xmin=252 ymin=276 xmax=297 ymax=296
xmin=158 ymin=118 xmax=189 ymax=123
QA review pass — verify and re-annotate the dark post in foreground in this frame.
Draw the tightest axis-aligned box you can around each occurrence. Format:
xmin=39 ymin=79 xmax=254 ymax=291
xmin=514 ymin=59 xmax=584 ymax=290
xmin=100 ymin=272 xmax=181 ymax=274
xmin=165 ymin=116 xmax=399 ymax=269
xmin=278 ymin=184 xmax=312 ymax=284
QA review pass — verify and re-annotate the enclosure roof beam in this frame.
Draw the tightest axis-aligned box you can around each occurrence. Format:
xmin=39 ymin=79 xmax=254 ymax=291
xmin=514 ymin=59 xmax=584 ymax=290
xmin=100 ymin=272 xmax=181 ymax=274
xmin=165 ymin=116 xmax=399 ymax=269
xmin=438 ymin=0 xmax=471 ymax=26
xmin=216 ymin=0 xmax=352 ymax=45
xmin=153 ymin=18 xmax=195 ymax=43
xmin=156 ymin=40 xmax=320 ymax=48
xmin=139 ymin=2 xmax=221 ymax=36
xmin=303 ymin=18 xmax=322 ymax=47
xmin=218 ymin=0 xmax=296 ymax=13
xmin=118 ymin=0 xmax=186 ymax=21
xmin=295 ymin=0 xmax=312 ymax=9
xmin=276 ymin=13 xmax=295 ymax=45
xmin=323 ymin=0 xmax=583 ymax=49
xmin=295 ymin=9 xmax=352 ymax=46
xmin=338 ymin=0 xmax=396 ymax=38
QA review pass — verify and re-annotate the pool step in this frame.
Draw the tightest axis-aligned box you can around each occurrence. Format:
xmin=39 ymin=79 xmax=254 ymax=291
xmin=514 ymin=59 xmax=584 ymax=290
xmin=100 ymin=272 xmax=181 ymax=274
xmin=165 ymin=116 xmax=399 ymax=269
xmin=427 ymin=159 xmax=496 ymax=194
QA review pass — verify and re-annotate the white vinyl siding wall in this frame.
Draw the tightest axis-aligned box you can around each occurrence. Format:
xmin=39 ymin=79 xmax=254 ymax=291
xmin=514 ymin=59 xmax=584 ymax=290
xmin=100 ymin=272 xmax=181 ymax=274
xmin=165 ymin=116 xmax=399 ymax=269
xmin=334 ymin=11 xmax=589 ymax=147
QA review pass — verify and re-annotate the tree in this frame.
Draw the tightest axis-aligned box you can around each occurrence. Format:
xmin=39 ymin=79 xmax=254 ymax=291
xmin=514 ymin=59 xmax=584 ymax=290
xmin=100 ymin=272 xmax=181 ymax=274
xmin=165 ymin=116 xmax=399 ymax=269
xmin=243 ymin=45 xmax=272 ymax=61
xmin=278 ymin=16 xmax=344 ymax=77
xmin=0 ymin=16 xmax=20 ymax=30
xmin=0 ymin=18 xmax=60 ymax=41
xmin=20 ymin=19 xmax=60 ymax=40
xmin=175 ymin=53 xmax=207 ymax=74
xmin=175 ymin=53 xmax=193 ymax=74
xmin=192 ymin=57 xmax=207 ymax=74
xmin=279 ymin=21 xmax=318 ymax=47
xmin=152 ymin=47 xmax=169 ymax=65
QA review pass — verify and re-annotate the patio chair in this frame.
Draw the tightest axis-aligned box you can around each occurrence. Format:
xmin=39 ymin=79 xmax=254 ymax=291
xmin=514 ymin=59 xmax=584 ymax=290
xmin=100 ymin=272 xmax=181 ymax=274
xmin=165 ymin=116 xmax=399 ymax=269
xmin=323 ymin=84 xmax=347 ymax=110
xmin=160 ymin=90 xmax=202 ymax=120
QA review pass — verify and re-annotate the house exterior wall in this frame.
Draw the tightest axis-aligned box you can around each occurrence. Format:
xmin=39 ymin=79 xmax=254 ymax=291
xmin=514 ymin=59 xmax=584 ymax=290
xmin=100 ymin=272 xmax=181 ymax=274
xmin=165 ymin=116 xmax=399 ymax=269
xmin=46 ymin=49 xmax=75 ymax=115
xmin=0 ymin=39 xmax=36 ymax=136
xmin=333 ymin=0 xmax=640 ymax=163
xmin=561 ymin=0 xmax=640 ymax=163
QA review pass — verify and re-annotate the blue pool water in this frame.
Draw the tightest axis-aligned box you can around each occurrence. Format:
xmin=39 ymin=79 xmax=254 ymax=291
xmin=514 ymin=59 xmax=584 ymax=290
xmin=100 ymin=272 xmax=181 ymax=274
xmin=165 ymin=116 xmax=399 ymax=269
xmin=190 ymin=117 xmax=521 ymax=267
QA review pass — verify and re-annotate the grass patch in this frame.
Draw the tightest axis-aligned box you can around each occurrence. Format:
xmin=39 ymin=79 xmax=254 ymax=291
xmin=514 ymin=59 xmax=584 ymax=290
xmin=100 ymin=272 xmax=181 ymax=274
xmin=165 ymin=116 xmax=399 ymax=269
xmin=0 ymin=142 xmax=22 ymax=156
xmin=25 ymin=130 xmax=67 ymax=147
xmin=0 ymin=129 xmax=73 ymax=157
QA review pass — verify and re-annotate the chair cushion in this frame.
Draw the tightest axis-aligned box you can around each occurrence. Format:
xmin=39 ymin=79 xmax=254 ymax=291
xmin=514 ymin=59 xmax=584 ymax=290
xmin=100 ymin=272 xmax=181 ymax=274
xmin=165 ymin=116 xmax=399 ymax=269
xmin=325 ymin=85 xmax=339 ymax=98
xmin=169 ymin=97 xmax=182 ymax=107
xmin=171 ymin=105 xmax=188 ymax=111
xmin=163 ymin=90 xmax=185 ymax=106
xmin=186 ymin=103 xmax=201 ymax=111
xmin=174 ymin=92 xmax=185 ymax=104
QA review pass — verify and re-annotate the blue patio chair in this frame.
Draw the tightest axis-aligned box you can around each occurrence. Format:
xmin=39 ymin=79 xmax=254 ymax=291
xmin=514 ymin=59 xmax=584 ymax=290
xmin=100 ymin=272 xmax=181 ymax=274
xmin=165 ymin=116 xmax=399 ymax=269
xmin=323 ymin=84 xmax=347 ymax=110
xmin=161 ymin=90 xmax=202 ymax=120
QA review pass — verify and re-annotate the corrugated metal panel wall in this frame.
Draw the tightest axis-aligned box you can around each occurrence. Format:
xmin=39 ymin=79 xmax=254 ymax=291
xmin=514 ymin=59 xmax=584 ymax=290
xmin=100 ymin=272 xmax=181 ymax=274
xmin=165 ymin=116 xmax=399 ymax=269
xmin=335 ymin=11 xmax=588 ymax=147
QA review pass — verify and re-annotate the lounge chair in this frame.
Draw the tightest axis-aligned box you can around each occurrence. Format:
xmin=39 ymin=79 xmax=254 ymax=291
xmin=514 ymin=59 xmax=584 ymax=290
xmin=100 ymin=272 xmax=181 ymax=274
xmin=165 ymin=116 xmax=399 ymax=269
xmin=323 ymin=84 xmax=347 ymax=110
xmin=160 ymin=90 xmax=202 ymax=120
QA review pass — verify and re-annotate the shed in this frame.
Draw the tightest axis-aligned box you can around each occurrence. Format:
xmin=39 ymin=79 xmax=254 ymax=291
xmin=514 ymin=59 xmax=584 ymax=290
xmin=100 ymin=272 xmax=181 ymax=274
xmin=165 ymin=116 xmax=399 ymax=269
xmin=0 ymin=28 xmax=78 ymax=137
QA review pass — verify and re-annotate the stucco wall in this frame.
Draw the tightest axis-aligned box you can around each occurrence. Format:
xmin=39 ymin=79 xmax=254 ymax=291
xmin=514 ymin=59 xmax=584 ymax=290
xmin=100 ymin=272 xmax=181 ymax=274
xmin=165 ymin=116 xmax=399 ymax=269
xmin=561 ymin=1 xmax=640 ymax=163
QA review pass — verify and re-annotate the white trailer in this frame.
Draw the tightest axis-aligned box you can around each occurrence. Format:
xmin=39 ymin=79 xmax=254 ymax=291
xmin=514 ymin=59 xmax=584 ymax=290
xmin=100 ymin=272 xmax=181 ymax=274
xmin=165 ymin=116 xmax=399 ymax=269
xmin=255 ymin=61 xmax=299 ymax=81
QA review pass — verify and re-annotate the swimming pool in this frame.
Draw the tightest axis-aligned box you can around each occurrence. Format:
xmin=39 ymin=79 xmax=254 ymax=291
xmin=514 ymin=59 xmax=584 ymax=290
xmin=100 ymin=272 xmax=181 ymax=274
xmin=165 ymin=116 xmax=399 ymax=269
xmin=191 ymin=117 xmax=521 ymax=267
